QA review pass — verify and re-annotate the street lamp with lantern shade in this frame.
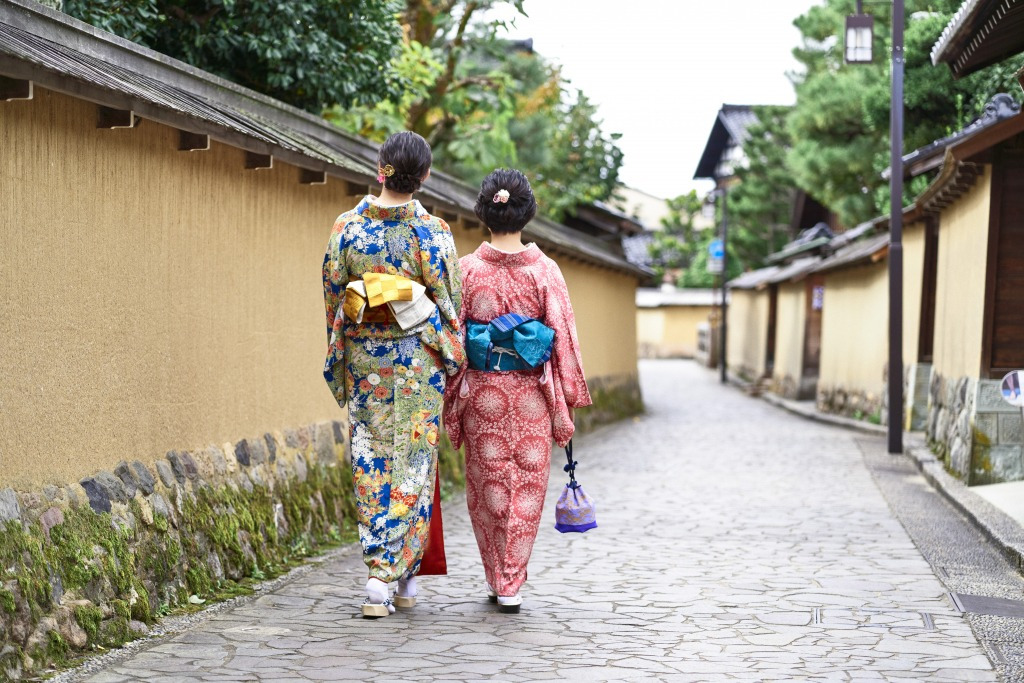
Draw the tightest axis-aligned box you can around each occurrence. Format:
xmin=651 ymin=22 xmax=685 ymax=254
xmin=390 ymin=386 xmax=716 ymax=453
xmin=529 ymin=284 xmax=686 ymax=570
xmin=845 ymin=0 xmax=905 ymax=454
xmin=845 ymin=8 xmax=874 ymax=63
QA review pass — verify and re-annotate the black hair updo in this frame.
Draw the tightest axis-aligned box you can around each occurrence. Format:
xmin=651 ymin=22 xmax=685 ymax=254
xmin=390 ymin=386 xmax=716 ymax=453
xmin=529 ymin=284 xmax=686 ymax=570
xmin=474 ymin=168 xmax=537 ymax=234
xmin=378 ymin=131 xmax=432 ymax=194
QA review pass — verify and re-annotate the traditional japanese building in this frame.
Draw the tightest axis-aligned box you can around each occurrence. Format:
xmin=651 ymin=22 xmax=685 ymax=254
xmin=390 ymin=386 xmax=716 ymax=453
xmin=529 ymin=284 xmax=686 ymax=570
xmin=635 ymin=287 xmax=718 ymax=359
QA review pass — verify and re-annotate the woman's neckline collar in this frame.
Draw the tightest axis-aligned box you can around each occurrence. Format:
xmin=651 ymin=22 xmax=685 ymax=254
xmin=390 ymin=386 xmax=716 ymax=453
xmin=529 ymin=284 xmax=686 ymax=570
xmin=356 ymin=195 xmax=426 ymax=221
xmin=477 ymin=241 xmax=542 ymax=266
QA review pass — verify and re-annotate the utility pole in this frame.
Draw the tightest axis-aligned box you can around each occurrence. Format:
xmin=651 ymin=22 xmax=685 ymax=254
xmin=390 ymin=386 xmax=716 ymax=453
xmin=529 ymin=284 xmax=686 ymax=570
xmin=887 ymin=0 xmax=905 ymax=454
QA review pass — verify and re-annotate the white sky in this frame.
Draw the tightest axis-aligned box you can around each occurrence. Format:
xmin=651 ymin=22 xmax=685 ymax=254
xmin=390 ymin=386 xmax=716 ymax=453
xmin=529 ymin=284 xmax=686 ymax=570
xmin=488 ymin=0 xmax=819 ymax=199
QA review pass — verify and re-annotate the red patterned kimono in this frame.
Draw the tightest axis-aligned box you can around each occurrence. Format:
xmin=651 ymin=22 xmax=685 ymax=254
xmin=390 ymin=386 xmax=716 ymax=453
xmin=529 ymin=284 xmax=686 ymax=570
xmin=444 ymin=242 xmax=592 ymax=598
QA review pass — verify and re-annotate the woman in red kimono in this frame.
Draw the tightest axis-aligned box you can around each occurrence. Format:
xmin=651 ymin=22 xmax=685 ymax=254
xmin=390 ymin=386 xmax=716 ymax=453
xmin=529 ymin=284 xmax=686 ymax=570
xmin=444 ymin=169 xmax=592 ymax=614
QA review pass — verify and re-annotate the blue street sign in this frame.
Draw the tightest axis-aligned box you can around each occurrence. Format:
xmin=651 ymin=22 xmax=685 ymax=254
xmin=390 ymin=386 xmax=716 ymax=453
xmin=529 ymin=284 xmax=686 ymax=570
xmin=708 ymin=239 xmax=725 ymax=260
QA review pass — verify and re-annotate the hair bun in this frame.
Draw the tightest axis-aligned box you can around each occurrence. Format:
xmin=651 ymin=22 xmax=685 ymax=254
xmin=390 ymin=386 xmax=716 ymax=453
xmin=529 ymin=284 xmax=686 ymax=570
xmin=377 ymin=131 xmax=432 ymax=194
xmin=474 ymin=168 xmax=537 ymax=234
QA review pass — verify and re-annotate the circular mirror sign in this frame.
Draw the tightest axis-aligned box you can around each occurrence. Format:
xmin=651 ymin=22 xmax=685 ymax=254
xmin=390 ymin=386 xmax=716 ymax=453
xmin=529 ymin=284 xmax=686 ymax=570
xmin=1001 ymin=370 xmax=1024 ymax=408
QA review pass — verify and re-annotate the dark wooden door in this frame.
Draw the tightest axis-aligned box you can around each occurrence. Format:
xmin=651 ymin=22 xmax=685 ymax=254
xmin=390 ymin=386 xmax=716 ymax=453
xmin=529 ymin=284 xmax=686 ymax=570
xmin=986 ymin=147 xmax=1024 ymax=377
xmin=803 ymin=276 xmax=825 ymax=376
xmin=918 ymin=217 xmax=939 ymax=363
xmin=765 ymin=284 xmax=778 ymax=376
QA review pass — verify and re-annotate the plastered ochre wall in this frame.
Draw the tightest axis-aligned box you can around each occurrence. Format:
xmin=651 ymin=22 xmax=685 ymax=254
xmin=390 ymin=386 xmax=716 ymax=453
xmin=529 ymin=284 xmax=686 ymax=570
xmin=772 ymin=282 xmax=806 ymax=386
xmin=933 ymin=167 xmax=991 ymax=380
xmin=727 ymin=290 xmax=769 ymax=379
xmin=636 ymin=306 xmax=712 ymax=358
xmin=819 ymin=263 xmax=888 ymax=396
xmin=1 ymin=87 xmax=358 ymax=488
xmin=560 ymin=259 xmax=638 ymax=382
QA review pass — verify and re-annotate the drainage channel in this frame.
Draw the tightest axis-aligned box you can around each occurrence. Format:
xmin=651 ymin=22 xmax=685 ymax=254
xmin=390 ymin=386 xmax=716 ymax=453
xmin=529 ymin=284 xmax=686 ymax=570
xmin=949 ymin=592 xmax=1024 ymax=618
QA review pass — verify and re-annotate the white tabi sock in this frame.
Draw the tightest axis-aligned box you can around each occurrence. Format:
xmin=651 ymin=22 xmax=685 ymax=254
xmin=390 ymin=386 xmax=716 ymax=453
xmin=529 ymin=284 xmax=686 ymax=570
xmin=397 ymin=576 xmax=417 ymax=598
xmin=365 ymin=578 xmax=393 ymax=612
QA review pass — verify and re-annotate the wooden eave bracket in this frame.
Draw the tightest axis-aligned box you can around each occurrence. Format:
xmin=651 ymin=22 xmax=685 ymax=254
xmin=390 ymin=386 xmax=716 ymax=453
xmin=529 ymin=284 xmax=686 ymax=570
xmin=0 ymin=76 xmax=32 ymax=101
xmin=97 ymin=105 xmax=136 ymax=129
xmin=343 ymin=181 xmax=376 ymax=196
xmin=300 ymin=168 xmax=327 ymax=185
xmin=179 ymin=130 xmax=209 ymax=151
xmin=919 ymin=154 xmax=983 ymax=214
xmin=245 ymin=151 xmax=273 ymax=170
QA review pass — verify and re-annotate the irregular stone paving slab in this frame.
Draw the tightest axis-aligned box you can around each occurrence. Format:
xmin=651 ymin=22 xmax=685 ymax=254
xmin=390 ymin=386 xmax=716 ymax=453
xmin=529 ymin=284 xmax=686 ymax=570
xmin=76 ymin=360 xmax=996 ymax=682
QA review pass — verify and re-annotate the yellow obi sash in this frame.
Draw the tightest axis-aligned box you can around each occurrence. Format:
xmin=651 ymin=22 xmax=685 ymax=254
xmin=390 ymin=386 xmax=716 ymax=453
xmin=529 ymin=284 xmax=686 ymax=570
xmin=343 ymin=273 xmax=435 ymax=330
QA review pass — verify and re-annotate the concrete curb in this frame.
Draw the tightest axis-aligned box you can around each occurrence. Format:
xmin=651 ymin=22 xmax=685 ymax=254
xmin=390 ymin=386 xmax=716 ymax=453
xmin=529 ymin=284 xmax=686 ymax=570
xmin=903 ymin=436 xmax=1024 ymax=573
xmin=761 ymin=392 xmax=888 ymax=437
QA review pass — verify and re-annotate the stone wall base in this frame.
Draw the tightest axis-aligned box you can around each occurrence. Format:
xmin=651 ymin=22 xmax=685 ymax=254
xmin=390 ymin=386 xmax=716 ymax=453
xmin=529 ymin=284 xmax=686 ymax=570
xmin=574 ymin=373 xmax=645 ymax=434
xmin=773 ymin=374 xmax=817 ymax=401
xmin=0 ymin=420 xmax=377 ymax=680
xmin=904 ymin=363 xmax=932 ymax=432
xmin=816 ymin=385 xmax=883 ymax=424
xmin=927 ymin=371 xmax=1024 ymax=485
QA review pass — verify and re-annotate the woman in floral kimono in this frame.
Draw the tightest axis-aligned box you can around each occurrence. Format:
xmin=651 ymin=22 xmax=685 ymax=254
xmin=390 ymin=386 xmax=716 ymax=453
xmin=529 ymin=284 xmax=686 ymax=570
xmin=323 ymin=132 xmax=464 ymax=618
xmin=443 ymin=169 xmax=592 ymax=614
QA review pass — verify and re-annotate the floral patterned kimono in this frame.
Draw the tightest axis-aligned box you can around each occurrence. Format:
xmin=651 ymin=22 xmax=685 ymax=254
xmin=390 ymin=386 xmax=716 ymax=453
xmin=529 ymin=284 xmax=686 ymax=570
xmin=323 ymin=196 xmax=463 ymax=583
xmin=443 ymin=242 xmax=591 ymax=598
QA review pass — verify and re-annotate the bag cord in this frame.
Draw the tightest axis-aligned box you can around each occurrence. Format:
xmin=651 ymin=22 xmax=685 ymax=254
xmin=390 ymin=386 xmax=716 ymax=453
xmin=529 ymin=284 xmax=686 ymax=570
xmin=563 ymin=439 xmax=579 ymax=490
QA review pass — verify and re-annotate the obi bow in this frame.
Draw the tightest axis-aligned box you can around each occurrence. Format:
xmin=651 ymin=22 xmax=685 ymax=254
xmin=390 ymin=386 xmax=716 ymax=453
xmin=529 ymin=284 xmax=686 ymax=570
xmin=343 ymin=273 xmax=435 ymax=330
xmin=466 ymin=313 xmax=555 ymax=372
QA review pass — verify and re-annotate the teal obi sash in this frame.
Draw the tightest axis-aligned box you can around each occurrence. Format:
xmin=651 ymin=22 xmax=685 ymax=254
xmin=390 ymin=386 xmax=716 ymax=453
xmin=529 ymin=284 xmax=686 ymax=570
xmin=467 ymin=313 xmax=555 ymax=372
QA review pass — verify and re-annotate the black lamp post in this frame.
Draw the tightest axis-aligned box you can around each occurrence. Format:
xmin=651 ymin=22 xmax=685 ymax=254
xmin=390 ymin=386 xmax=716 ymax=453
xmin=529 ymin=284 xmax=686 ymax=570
xmin=719 ymin=186 xmax=728 ymax=385
xmin=845 ymin=0 xmax=904 ymax=454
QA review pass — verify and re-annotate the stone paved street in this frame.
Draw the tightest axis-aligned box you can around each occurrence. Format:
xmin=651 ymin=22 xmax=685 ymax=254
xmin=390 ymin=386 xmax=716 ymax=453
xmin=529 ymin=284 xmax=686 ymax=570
xmin=76 ymin=360 xmax=1002 ymax=682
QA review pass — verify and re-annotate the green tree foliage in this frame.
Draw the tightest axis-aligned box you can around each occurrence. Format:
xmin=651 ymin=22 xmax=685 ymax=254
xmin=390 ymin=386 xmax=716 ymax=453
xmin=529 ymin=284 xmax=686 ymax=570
xmin=64 ymin=0 xmax=405 ymax=113
xmin=787 ymin=0 xmax=1020 ymax=227
xmin=648 ymin=191 xmax=704 ymax=283
xmin=647 ymin=191 xmax=742 ymax=289
xmin=729 ymin=106 xmax=799 ymax=268
xmin=328 ymin=0 xmax=623 ymax=222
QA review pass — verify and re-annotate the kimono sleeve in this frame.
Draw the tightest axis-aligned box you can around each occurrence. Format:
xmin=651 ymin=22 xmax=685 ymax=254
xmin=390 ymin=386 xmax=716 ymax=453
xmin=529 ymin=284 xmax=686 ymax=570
xmin=419 ymin=219 xmax=465 ymax=377
xmin=442 ymin=255 xmax=473 ymax=449
xmin=543 ymin=260 xmax=592 ymax=410
xmin=322 ymin=218 xmax=349 ymax=405
xmin=540 ymin=259 xmax=591 ymax=447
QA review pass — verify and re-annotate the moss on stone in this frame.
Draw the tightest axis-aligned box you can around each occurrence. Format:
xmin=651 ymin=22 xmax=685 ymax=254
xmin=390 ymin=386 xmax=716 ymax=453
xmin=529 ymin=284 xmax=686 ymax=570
xmin=99 ymin=615 xmax=131 ymax=647
xmin=0 ymin=587 xmax=15 ymax=614
xmin=185 ymin=565 xmax=213 ymax=598
xmin=576 ymin=376 xmax=645 ymax=433
xmin=74 ymin=604 xmax=102 ymax=642
xmin=45 ymin=629 xmax=70 ymax=664
xmin=131 ymin=580 xmax=151 ymax=623
xmin=111 ymin=598 xmax=131 ymax=621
